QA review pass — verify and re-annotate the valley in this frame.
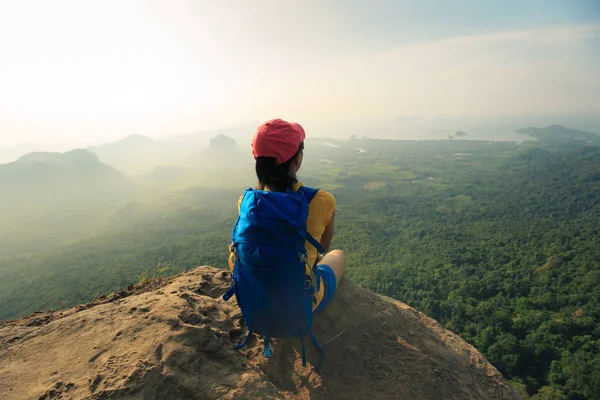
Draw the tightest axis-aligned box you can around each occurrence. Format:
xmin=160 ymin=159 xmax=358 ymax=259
xmin=0 ymin=125 xmax=599 ymax=398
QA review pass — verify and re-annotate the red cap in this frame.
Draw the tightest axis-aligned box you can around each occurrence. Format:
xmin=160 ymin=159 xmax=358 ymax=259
xmin=251 ymin=119 xmax=306 ymax=164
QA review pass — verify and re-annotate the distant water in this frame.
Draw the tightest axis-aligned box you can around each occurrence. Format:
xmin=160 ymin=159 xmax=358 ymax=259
xmin=377 ymin=131 xmax=536 ymax=143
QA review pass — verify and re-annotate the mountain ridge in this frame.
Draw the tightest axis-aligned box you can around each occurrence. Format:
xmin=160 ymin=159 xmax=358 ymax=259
xmin=0 ymin=148 xmax=131 ymax=198
xmin=0 ymin=148 xmax=134 ymax=257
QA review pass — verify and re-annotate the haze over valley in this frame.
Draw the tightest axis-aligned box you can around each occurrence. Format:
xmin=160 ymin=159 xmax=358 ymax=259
xmin=2 ymin=1 xmax=600 ymax=399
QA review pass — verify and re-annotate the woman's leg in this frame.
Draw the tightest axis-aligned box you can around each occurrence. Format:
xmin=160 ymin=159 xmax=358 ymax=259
xmin=313 ymin=250 xmax=345 ymax=314
xmin=318 ymin=249 xmax=345 ymax=286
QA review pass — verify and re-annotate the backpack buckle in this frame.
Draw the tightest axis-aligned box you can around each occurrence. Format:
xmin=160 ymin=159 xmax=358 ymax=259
xmin=298 ymin=252 xmax=307 ymax=263
xmin=304 ymin=279 xmax=312 ymax=290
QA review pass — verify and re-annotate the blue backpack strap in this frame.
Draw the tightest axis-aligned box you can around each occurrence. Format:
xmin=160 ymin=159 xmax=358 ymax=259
xmin=309 ymin=330 xmax=326 ymax=371
xmin=306 ymin=235 xmax=325 ymax=255
xmin=234 ymin=328 xmax=254 ymax=349
xmin=263 ymin=336 xmax=272 ymax=357
xmin=223 ymin=284 xmax=235 ymax=301
xmin=297 ymin=186 xmax=326 ymax=256
xmin=299 ymin=331 xmax=325 ymax=370
xmin=297 ymin=185 xmax=319 ymax=203
xmin=300 ymin=336 xmax=307 ymax=367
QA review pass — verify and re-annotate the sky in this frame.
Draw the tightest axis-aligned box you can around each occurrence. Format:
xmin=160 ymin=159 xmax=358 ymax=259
xmin=0 ymin=0 xmax=599 ymax=146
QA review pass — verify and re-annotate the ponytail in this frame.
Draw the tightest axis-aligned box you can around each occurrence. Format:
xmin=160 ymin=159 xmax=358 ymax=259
xmin=255 ymin=142 xmax=304 ymax=192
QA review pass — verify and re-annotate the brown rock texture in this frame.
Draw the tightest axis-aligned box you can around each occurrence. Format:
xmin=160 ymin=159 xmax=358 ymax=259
xmin=0 ymin=266 xmax=518 ymax=399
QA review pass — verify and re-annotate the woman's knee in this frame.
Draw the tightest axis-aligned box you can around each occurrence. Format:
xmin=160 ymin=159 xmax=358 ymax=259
xmin=322 ymin=249 xmax=345 ymax=267
xmin=329 ymin=249 xmax=344 ymax=260
xmin=320 ymin=249 xmax=345 ymax=284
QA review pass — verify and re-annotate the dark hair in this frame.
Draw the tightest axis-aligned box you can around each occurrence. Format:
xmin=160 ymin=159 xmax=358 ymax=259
xmin=255 ymin=142 xmax=304 ymax=192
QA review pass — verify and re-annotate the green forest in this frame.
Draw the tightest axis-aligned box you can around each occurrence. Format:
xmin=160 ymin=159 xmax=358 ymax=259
xmin=1 ymin=128 xmax=599 ymax=399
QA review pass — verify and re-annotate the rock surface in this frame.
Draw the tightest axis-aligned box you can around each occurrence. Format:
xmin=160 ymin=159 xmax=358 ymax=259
xmin=0 ymin=266 xmax=518 ymax=399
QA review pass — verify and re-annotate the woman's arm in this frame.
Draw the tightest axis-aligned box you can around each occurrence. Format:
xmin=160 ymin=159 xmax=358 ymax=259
xmin=319 ymin=210 xmax=335 ymax=252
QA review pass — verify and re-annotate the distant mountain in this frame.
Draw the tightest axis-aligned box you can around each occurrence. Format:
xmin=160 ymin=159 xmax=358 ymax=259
xmin=455 ymin=131 xmax=468 ymax=137
xmin=209 ymin=134 xmax=237 ymax=151
xmin=0 ymin=149 xmax=130 ymax=196
xmin=518 ymin=125 xmax=599 ymax=140
xmin=88 ymin=134 xmax=213 ymax=175
xmin=88 ymin=135 xmax=163 ymax=175
xmin=0 ymin=143 xmax=55 ymax=164
xmin=0 ymin=149 xmax=134 ymax=257
xmin=517 ymin=125 xmax=600 ymax=151
xmin=94 ymin=134 xmax=155 ymax=151
xmin=168 ymin=122 xmax=259 ymax=144
xmin=198 ymin=134 xmax=251 ymax=168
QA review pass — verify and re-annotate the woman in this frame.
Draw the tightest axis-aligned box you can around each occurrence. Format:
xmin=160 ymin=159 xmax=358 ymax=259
xmin=234 ymin=118 xmax=345 ymax=313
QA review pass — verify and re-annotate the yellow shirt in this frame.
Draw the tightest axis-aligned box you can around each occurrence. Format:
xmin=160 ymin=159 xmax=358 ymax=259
xmin=232 ymin=181 xmax=336 ymax=309
xmin=292 ymin=182 xmax=336 ymax=266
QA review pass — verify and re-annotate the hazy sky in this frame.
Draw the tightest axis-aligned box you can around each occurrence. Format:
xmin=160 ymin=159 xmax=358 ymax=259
xmin=1 ymin=0 xmax=599 ymax=146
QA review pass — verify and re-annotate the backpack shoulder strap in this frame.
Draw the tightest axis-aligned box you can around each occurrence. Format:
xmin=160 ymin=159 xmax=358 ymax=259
xmin=306 ymin=235 xmax=325 ymax=255
xmin=296 ymin=186 xmax=319 ymax=203
xmin=296 ymin=186 xmax=326 ymax=255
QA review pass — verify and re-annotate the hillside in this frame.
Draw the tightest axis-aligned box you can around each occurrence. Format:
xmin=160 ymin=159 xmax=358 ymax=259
xmin=332 ymin=145 xmax=600 ymax=399
xmin=517 ymin=125 xmax=600 ymax=150
xmin=0 ymin=267 xmax=517 ymax=400
xmin=0 ymin=149 xmax=133 ymax=257
xmin=0 ymin=149 xmax=129 ymax=192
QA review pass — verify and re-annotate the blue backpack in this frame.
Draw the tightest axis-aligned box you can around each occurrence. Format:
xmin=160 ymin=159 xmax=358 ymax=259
xmin=223 ymin=186 xmax=326 ymax=370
